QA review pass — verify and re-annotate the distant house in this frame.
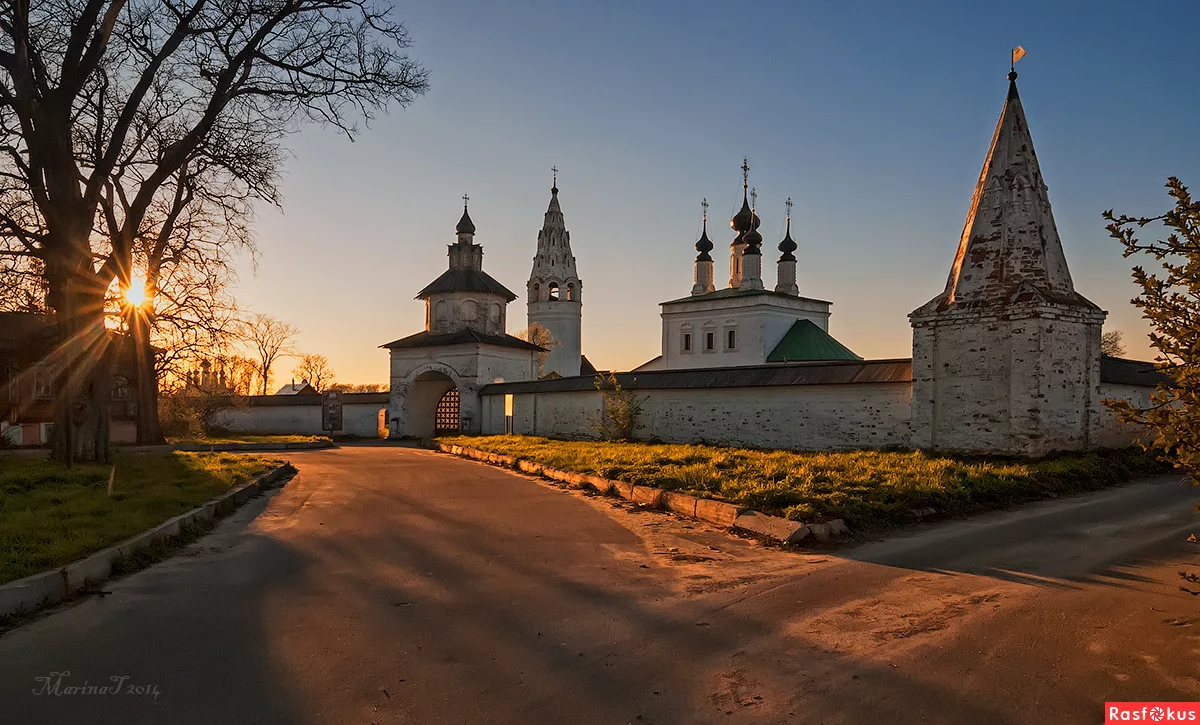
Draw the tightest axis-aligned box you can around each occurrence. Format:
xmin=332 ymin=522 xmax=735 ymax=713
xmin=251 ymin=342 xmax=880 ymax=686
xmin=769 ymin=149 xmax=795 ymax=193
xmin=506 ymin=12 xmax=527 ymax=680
xmin=0 ymin=312 xmax=138 ymax=446
xmin=275 ymin=380 xmax=318 ymax=395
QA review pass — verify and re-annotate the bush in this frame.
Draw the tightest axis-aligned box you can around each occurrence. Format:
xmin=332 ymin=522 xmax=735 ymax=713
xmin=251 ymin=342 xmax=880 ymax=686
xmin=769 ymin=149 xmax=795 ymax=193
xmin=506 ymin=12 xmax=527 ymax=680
xmin=157 ymin=391 xmax=202 ymax=439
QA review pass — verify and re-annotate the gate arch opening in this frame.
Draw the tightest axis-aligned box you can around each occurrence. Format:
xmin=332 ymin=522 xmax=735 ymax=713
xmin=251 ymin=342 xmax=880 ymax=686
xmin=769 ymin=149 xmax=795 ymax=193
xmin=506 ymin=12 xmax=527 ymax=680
xmin=403 ymin=369 xmax=458 ymax=438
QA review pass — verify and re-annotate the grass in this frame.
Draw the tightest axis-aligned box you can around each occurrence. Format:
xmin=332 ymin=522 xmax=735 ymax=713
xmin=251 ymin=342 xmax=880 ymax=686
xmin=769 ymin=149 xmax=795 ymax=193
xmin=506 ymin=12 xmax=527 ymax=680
xmin=438 ymin=435 xmax=1173 ymax=532
xmin=168 ymin=433 xmax=330 ymax=445
xmin=0 ymin=451 xmax=280 ymax=585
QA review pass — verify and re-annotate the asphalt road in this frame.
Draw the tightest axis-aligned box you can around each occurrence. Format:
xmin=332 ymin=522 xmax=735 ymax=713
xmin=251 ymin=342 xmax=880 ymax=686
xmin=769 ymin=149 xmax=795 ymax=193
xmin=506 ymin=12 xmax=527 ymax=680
xmin=0 ymin=445 xmax=1197 ymax=724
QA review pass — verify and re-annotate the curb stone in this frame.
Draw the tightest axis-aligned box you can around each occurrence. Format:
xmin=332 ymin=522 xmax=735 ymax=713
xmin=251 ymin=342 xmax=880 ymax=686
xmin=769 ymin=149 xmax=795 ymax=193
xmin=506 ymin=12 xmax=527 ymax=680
xmin=433 ymin=443 xmax=851 ymax=545
xmin=175 ymin=441 xmax=332 ymax=453
xmin=0 ymin=463 xmax=295 ymax=622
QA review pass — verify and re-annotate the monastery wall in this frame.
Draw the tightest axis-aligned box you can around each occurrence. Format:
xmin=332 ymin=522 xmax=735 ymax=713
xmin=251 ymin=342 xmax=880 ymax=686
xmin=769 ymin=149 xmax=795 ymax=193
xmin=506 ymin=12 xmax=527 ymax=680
xmin=211 ymin=394 xmax=388 ymax=438
xmin=482 ymin=382 xmax=914 ymax=451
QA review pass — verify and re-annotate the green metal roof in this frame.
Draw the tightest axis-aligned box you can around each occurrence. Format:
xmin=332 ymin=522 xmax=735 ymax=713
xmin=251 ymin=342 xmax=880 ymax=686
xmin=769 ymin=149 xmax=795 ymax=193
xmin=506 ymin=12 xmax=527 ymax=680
xmin=766 ymin=319 xmax=861 ymax=362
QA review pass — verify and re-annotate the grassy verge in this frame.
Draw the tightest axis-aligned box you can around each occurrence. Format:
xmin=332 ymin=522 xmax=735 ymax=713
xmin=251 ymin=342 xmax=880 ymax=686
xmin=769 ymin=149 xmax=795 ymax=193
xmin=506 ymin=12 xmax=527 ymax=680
xmin=438 ymin=435 xmax=1172 ymax=531
xmin=168 ymin=434 xmax=330 ymax=445
xmin=0 ymin=451 xmax=280 ymax=585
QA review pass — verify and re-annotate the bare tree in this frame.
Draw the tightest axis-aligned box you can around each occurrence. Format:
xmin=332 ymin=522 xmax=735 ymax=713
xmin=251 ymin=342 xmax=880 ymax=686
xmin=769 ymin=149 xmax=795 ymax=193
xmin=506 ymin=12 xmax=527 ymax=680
xmin=293 ymin=354 xmax=336 ymax=393
xmin=1101 ymin=330 xmax=1126 ymax=358
xmin=517 ymin=323 xmax=556 ymax=378
xmin=0 ymin=1 xmax=429 ymax=462
xmin=243 ymin=314 xmax=298 ymax=396
xmin=328 ymin=382 xmax=388 ymax=393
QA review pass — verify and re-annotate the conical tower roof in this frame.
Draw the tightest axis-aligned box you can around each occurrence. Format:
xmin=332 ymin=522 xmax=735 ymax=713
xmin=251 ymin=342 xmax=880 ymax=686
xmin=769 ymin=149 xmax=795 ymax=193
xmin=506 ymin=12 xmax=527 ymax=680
xmin=529 ymin=185 xmax=580 ymax=283
xmin=919 ymin=72 xmax=1097 ymax=313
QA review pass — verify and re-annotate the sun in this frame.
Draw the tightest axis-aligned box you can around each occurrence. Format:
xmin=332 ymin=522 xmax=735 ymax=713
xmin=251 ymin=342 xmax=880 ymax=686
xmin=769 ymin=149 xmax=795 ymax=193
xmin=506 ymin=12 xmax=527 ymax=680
xmin=124 ymin=274 xmax=148 ymax=306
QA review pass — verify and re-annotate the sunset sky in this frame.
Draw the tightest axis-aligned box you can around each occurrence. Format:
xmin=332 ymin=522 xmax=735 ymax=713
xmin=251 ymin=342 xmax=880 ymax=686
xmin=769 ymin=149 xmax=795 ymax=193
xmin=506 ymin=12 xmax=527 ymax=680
xmin=231 ymin=0 xmax=1200 ymax=386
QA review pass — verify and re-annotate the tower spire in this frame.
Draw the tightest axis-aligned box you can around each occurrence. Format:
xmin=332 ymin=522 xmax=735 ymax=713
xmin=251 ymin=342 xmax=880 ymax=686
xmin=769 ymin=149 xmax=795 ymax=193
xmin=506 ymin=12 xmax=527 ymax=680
xmin=775 ymin=196 xmax=798 ymax=295
xmin=917 ymin=63 xmax=1095 ymax=314
xmin=692 ymin=197 xmax=715 ymax=295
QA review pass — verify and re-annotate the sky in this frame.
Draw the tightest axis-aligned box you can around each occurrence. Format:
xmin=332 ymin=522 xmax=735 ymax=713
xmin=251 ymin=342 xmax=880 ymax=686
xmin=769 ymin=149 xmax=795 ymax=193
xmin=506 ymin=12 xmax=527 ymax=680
xmin=231 ymin=0 xmax=1200 ymax=386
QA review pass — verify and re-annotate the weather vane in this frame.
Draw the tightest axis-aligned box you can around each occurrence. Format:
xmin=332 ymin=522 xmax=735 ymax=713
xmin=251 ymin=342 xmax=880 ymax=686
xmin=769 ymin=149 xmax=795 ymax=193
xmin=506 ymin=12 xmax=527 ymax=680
xmin=1011 ymin=45 xmax=1026 ymax=72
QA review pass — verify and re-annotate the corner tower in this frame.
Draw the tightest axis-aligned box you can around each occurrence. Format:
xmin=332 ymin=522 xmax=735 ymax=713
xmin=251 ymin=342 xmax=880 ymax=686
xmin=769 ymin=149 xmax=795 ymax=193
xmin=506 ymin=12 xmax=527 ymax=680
xmin=527 ymin=174 xmax=583 ymax=377
xmin=909 ymin=69 xmax=1106 ymax=455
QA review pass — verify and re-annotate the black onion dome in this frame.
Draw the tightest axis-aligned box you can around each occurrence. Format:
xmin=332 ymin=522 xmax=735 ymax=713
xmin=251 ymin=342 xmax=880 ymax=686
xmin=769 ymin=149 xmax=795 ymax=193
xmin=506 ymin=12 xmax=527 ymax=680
xmin=455 ymin=206 xmax=476 ymax=235
xmin=695 ymin=223 xmax=714 ymax=262
xmin=778 ymin=221 xmax=797 ymax=262
xmin=730 ymin=192 xmax=754 ymax=232
xmin=742 ymin=226 xmax=763 ymax=254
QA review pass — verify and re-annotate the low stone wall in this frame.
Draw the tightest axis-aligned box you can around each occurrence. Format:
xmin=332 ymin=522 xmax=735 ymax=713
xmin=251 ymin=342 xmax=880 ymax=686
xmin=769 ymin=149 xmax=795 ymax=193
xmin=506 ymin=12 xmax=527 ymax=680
xmin=210 ymin=393 xmax=388 ymax=438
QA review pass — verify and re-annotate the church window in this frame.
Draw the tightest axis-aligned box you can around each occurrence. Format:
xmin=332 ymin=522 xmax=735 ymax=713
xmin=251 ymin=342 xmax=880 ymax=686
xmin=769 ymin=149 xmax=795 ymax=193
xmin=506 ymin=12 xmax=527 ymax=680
xmin=530 ymin=284 xmax=540 ymax=303
xmin=705 ymin=332 xmax=715 ymax=351
xmin=548 ymin=283 xmax=559 ymax=301
xmin=566 ymin=283 xmax=575 ymax=301
xmin=111 ymin=375 xmax=131 ymax=401
xmin=491 ymin=303 xmax=501 ymax=323
xmin=683 ymin=333 xmax=691 ymax=352
xmin=32 ymin=365 xmax=53 ymax=400
xmin=434 ymin=299 xmax=447 ymax=324
xmin=727 ymin=330 xmax=737 ymax=350
xmin=463 ymin=300 xmax=478 ymax=321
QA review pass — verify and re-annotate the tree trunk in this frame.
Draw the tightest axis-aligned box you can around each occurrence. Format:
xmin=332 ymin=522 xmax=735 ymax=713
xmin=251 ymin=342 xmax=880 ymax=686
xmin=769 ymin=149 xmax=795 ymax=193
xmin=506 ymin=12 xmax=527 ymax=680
xmin=132 ymin=312 xmax=165 ymax=444
xmin=50 ymin=281 xmax=112 ymax=464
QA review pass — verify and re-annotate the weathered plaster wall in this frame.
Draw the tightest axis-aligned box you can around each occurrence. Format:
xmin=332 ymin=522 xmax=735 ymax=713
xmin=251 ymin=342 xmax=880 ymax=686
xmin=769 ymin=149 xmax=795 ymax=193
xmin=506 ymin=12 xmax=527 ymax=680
xmin=482 ymin=382 xmax=913 ymax=450
xmin=911 ymin=304 xmax=1104 ymax=455
xmin=427 ymin=292 xmax=507 ymax=336
xmin=1094 ymin=383 xmax=1156 ymax=448
xmin=660 ymin=295 xmax=831 ymax=370
xmin=213 ymin=399 xmax=386 ymax=437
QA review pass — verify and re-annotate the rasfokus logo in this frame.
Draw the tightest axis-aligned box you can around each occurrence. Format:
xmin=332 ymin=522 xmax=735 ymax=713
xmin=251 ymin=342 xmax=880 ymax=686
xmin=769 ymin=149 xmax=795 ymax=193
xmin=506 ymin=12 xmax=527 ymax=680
xmin=1106 ymin=703 xmax=1200 ymax=723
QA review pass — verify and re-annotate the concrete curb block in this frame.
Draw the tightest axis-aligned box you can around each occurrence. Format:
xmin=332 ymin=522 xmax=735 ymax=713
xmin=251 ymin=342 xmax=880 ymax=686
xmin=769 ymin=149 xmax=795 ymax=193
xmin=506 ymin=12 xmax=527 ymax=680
xmin=0 ymin=463 xmax=295 ymax=621
xmin=175 ymin=440 xmax=332 ymax=453
xmin=433 ymin=443 xmax=851 ymax=545
xmin=733 ymin=512 xmax=811 ymax=544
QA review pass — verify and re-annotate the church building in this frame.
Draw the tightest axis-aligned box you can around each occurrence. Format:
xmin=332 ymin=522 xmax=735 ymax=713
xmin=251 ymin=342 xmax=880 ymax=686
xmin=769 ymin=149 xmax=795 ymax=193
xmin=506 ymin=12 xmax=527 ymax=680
xmin=637 ymin=161 xmax=858 ymax=371
xmin=381 ymin=199 xmax=543 ymax=438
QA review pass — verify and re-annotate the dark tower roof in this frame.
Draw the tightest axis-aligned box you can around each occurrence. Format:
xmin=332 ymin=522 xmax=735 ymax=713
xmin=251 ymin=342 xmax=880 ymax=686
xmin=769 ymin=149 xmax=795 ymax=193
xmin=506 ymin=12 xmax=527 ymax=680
xmin=778 ymin=215 xmax=797 ymax=262
xmin=455 ymin=204 xmax=476 ymax=235
xmin=695 ymin=216 xmax=714 ymax=262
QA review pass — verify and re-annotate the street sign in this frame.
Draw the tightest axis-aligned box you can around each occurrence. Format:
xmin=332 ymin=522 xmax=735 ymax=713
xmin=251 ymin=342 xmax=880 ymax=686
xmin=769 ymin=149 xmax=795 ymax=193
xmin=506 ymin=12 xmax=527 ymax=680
xmin=322 ymin=390 xmax=343 ymax=432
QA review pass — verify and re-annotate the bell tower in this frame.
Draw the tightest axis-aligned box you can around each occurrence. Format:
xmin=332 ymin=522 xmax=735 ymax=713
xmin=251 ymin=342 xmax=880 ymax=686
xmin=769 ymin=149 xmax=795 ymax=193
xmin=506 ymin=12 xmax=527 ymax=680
xmin=527 ymin=170 xmax=583 ymax=377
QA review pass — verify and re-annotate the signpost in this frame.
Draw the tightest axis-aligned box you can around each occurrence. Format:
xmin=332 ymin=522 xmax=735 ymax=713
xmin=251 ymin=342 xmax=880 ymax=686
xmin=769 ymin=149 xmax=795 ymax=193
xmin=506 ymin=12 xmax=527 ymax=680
xmin=321 ymin=390 xmax=343 ymax=433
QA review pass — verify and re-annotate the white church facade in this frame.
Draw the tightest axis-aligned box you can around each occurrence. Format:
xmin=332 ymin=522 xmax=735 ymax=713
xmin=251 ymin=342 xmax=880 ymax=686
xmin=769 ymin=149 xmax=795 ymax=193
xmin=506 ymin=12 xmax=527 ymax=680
xmin=217 ymin=70 xmax=1163 ymax=455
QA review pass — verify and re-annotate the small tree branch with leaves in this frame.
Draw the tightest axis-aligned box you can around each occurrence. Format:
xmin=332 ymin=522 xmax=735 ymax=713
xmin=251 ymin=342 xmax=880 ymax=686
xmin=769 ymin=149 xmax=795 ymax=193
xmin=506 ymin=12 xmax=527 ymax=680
xmin=1103 ymin=176 xmax=1199 ymax=595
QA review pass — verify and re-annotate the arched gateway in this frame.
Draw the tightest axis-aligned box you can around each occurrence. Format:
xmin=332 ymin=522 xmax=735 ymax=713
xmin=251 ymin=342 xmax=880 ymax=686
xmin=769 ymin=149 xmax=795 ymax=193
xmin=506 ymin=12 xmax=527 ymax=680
xmin=382 ymin=199 xmax=543 ymax=438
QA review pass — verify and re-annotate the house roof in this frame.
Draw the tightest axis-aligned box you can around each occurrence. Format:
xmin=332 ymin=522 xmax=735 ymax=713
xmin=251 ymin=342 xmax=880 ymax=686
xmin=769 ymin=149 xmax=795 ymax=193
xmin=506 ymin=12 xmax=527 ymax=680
xmin=766 ymin=319 xmax=861 ymax=362
xmin=415 ymin=269 xmax=517 ymax=301
xmin=580 ymin=354 xmax=598 ymax=376
xmin=661 ymin=287 xmax=830 ymax=307
xmin=381 ymin=328 xmax=543 ymax=352
xmin=1100 ymin=356 xmax=1170 ymax=387
xmin=480 ymin=358 xmax=914 ymax=394
xmin=0 ymin=312 xmax=54 ymax=350
xmin=276 ymin=382 xmax=317 ymax=395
